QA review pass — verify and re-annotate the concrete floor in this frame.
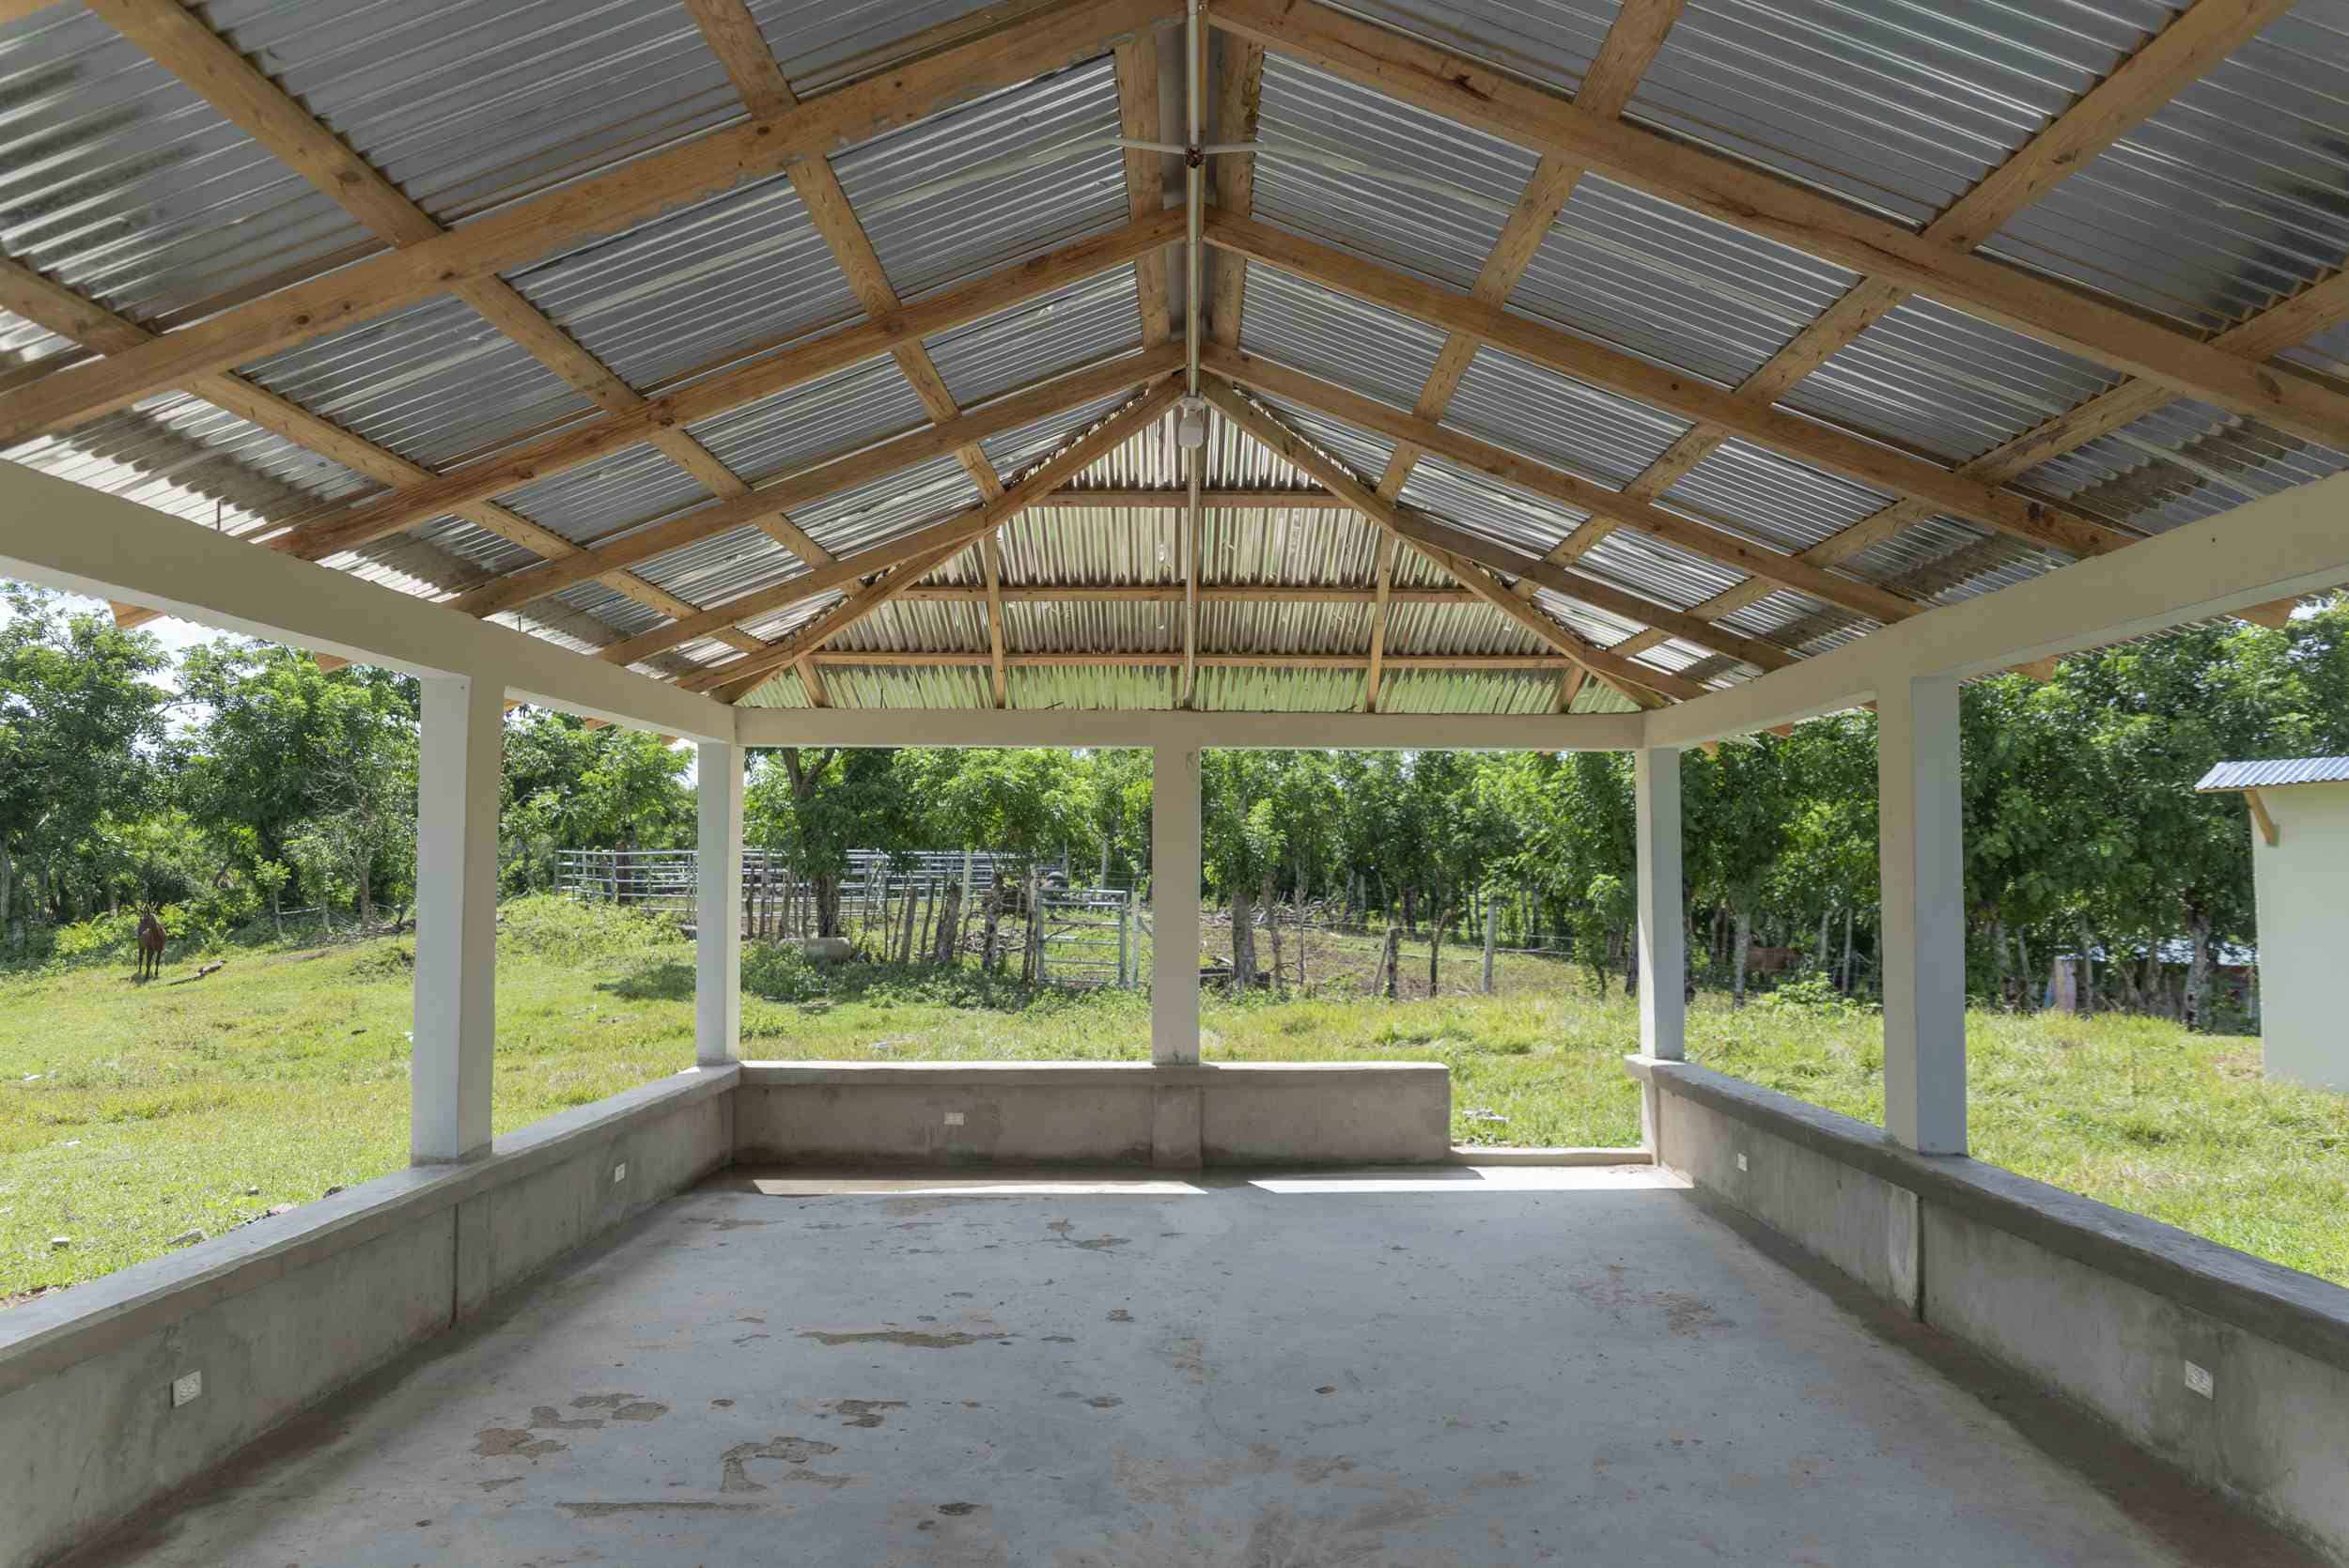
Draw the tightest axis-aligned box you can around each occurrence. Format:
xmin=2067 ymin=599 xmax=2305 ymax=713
xmin=75 ymin=1167 xmax=2324 ymax=1567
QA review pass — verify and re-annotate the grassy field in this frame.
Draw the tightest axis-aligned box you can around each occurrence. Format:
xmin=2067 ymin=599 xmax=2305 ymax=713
xmin=4 ymin=897 xmax=2344 ymax=1302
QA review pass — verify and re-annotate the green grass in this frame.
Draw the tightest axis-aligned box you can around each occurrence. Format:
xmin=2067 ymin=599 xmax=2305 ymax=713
xmin=4 ymin=897 xmax=2344 ymax=1300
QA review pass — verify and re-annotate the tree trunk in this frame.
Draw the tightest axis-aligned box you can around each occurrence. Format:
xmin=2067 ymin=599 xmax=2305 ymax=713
xmin=1817 ymin=908 xmax=1832 ymax=972
xmin=358 ymin=857 xmax=374 ymax=930
xmin=1296 ymin=875 xmax=1309 ymax=989
xmin=932 ymin=880 xmax=962 ymax=964
xmin=1262 ymin=871 xmax=1284 ymax=995
xmin=1230 ymin=889 xmax=1257 ymax=990
xmin=1990 ymin=918 xmax=2008 ymax=1009
xmin=1379 ymin=925 xmax=1400 ymax=1001
xmin=1841 ymin=908 xmax=1855 ymax=994
xmin=2184 ymin=907 xmax=2215 ymax=1032
xmin=981 ymin=886 xmax=1005 ymax=972
xmin=0 ymin=837 xmax=11 ymax=948
xmin=1427 ymin=898 xmax=1443 ymax=996
xmin=1621 ymin=924 xmax=1638 ymax=998
xmin=1732 ymin=908 xmax=1751 ymax=1008
xmin=1401 ymin=884 xmax=1416 ymax=937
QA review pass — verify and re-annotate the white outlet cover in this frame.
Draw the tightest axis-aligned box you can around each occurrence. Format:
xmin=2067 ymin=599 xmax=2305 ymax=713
xmin=171 ymin=1371 xmax=202 ymax=1408
xmin=943 ymin=1110 xmax=966 ymax=1126
xmin=613 ymin=1162 xmax=627 ymax=1185
xmin=1736 ymin=1152 xmax=1749 ymax=1172
xmin=2185 ymin=1361 xmax=2215 ymax=1399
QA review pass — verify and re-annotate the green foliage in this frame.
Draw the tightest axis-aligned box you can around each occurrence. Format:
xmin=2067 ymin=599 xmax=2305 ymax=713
xmin=1752 ymin=973 xmax=1869 ymax=1017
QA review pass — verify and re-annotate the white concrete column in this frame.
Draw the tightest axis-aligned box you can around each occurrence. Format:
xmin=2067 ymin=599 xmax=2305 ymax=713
xmin=696 ymin=740 xmax=744 ymax=1066
xmin=1635 ymin=747 xmax=1686 ymax=1062
xmin=412 ymin=675 xmax=503 ymax=1164
xmin=1878 ymin=674 xmax=1968 ymax=1155
xmin=1151 ymin=744 xmax=1202 ymax=1065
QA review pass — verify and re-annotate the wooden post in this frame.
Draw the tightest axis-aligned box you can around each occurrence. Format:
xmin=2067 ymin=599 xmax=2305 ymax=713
xmin=1483 ymin=895 xmax=1497 ymax=994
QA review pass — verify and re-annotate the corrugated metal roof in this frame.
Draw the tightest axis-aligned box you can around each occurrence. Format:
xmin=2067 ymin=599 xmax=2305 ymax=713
xmin=0 ymin=5 xmax=380 ymax=324
xmin=1627 ymin=0 xmax=2178 ymax=228
xmin=2197 ymin=757 xmax=2349 ymax=791
xmin=1252 ymin=54 xmax=1539 ymax=292
xmin=2017 ymin=396 xmax=2349 ymax=537
xmin=926 ymin=267 xmax=1143 ymax=408
xmin=832 ymin=58 xmax=1128 ymax=303
xmin=685 ymin=356 xmax=930 ymax=481
xmin=1986 ymin=1 xmax=2349 ymax=334
xmin=506 ymin=172 xmax=859 ymax=393
xmin=1444 ymin=345 xmax=1691 ymax=486
xmin=1658 ymin=438 xmax=1899 ymax=554
xmin=492 ymin=441 xmax=715 ymax=551
xmin=1781 ymin=297 xmax=2127 ymax=469
xmin=1508 ymin=174 xmax=1859 ymax=389
xmin=1334 ymin=0 xmax=1623 ymax=97
xmin=206 ymin=0 xmax=746 ymax=226
xmin=797 ymin=450 xmax=981 ymax=557
xmin=237 ymin=294 xmax=599 ymax=472
xmin=1238 ymin=263 xmax=1447 ymax=413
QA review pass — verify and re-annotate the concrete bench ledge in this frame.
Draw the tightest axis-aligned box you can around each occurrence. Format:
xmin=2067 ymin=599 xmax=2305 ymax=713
xmin=738 ymin=1060 xmax=1445 ymax=1087
xmin=1626 ymin=1053 xmax=2349 ymax=1380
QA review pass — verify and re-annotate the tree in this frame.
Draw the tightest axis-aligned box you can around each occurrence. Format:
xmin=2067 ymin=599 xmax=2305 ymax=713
xmin=1202 ymin=750 xmax=1285 ymax=988
xmin=0 ymin=587 xmax=173 ymax=939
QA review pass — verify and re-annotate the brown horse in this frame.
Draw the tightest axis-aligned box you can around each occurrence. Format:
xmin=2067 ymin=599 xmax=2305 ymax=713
xmin=135 ymin=911 xmax=166 ymax=981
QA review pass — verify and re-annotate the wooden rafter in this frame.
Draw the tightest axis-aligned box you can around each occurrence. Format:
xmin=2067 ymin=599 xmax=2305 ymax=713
xmin=0 ymin=0 xmax=1179 ymax=449
xmin=1206 ymin=345 xmax=1917 ymax=627
xmin=1206 ymin=217 xmax=2130 ymax=562
xmin=1207 ymin=37 xmax=1267 ymax=349
xmin=274 ymin=215 xmax=1181 ymax=562
xmin=1114 ymin=29 xmax=1174 ymax=348
xmin=894 ymin=584 xmax=1482 ymax=604
xmin=1202 ymin=381 xmax=1701 ymax=706
xmin=981 ymin=536 xmax=1012 ymax=708
xmin=446 ymin=348 xmax=1179 ymax=622
xmin=1581 ymin=0 xmax=2301 ymax=566
xmin=665 ymin=383 xmax=1185 ymax=698
xmin=1207 ymin=0 xmax=2349 ymax=453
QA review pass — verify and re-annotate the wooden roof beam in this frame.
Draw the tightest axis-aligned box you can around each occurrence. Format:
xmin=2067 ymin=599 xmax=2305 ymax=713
xmin=1207 ymin=0 xmax=2349 ymax=454
xmin=0 ymin=0 xmax=1179 ymax=448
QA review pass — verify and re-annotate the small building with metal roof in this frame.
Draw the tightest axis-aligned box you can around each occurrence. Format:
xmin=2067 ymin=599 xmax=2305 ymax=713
xmin=2199 ymin=756 xmax=2349 ymax=1092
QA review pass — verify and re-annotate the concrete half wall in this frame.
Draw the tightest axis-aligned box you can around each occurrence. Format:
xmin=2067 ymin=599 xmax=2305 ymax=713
xmin=0 ymin=1066 xmax=736 ymax=1568
xmin=1629 ymin=1056 xmax=2349 ymax=1560
xmin=734 ymin=1061 xmax=1453 ymax=1169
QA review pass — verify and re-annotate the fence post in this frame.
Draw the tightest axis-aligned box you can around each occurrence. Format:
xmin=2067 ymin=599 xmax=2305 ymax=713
xmin=1118 ymin=892 xmax=1131 ymax=989
xmin=1483 ymin=895 xmax=1497 ymax=994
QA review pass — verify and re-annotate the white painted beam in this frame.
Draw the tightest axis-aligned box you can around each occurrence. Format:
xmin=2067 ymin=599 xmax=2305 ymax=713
xmin=737 ymin=707 xmax=1645 ymax=751
xmin=696 ymin=741 xmax=744 ymax=1067
xmin=0 ymin=460 xmax=734 ymax=741
xmin=412 ymin=675 xmax=503 ymax=1164
xmin=1878 ymin=675 xmax=1967 ymax=1156
xmin=1641 ymin=472 xmax=2349 ymax=748
xmin=1635 ymin=747 xmax=1686 ymax=1063
xmin=1152 ymin=744 xmax=1203 ymax=1066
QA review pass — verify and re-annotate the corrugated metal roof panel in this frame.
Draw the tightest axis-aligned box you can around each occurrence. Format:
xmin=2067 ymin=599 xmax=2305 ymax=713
xmin=237 ymin=294 xmax=598 ymax=472
xmin=1576 ymin=525 xmax=1747 ymax=612
xmin=842 ymin=597 xmax=990 ymax=655
xmin=1627 ymin=0 xmax=2176 ymax=228
xmin=1399 ymin=450 xmax=1586 ymax=560
xmin=0 ymin=5 xmax=380 ymax=324
xmin=1238 ymin=262 xmax=1447 ymax=413
xmin=744 ymin=1 xmax=1013 ymax=88
xmin=493 ymin=441 xmax=717 ymax=550
xmin=1193 ymin=665 xmax=1362 ymax=712
xmin=2197 ymin=757 xmax=2349 ymax=791
xmin=1378 ymin=668 xmax=1563 ymax=714
xmin=2017 ymin=396 xmax=2349 ymax=536
xmin=1242 ymin=391 xmax=1399 ymax=481
xmin=1384 ymin=599 xmax=1545 ymax=657
xmin=506 ymin=172 xmax=859 ymax=393
xmin=1252 ymin=54 xmax=1538 ymax=292
xmin=205 ymin=0 xmax=745 ymax=228
xmin=1327 ymin=0 xmax=1622 ymax=97
xmin=832 ymin=57 xmax=1128 ymax=303
xmin=979 ymin=384 xmax=1149 ymax=478
xmin=2282 ymin=318 xmax=2349 ymax=384
xmin=548 ymin=576 xmax=666 ymax=641
xmin=1012 ymin=598 xmax=1182 ymax=656
xmin=926 ymin=267 xmax=1143 ymax=408
xmin=1986 ymin=1 xmax=2349 ymax=334
xmin=1198 ymin=598 xmax=1372 ymax=655
xmin=1782 ymin=297 xmax=2128 ymax=468
xmin=823 ymin=663 xmax=993 ymax=708
xmin=5 ymin=387 xmax=380 ymax=538
xmin=1202 ymin=501 xmax=1380 ymax=589
xmin=796 ymin=449 xmax=981 ymax=556
xmin=1009 ymin=663 xmax=1177 ymax=710
xmin=0 ymin=305 xmax=77 ymax=377
xmin=1445 ymin=345 xmax=1691 ymax=486
xmin=684 ymin=355 xmax=928 ymax=480
xmin=1527 ymin=583 xmax=1649 ymax=646
xmin=1508 ymin=174 xmax=1860 ymax=389
xmin=634 ymin=521 xmax=808 ymax=608
xmin=998 ymin=503 xmax=1179 ymax=589
xmin=734 ymin=589 xmax=844 ymax=645
xmin=1657 ymin=438 xmax=1898 ymax=554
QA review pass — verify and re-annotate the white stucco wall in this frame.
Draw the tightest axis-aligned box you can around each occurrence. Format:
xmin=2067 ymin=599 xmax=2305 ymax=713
xmin=2249 ymin=781 xmax=2349 ymax=1093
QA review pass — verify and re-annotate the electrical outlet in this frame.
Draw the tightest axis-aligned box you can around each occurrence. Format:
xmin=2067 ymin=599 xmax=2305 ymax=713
xmin=612 ymin=1162 xmax=627 ymax=1185
xmin=943 ymin=1110 xmax=965 ymax=1126
xmin=1735 ymin=1152 xmax=1749 ymax=1172
xmin=2185 ymin=1361 xmax=2215 ymax=1399
xmin=171 ymin=1370 xmax=202 ymax=1408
